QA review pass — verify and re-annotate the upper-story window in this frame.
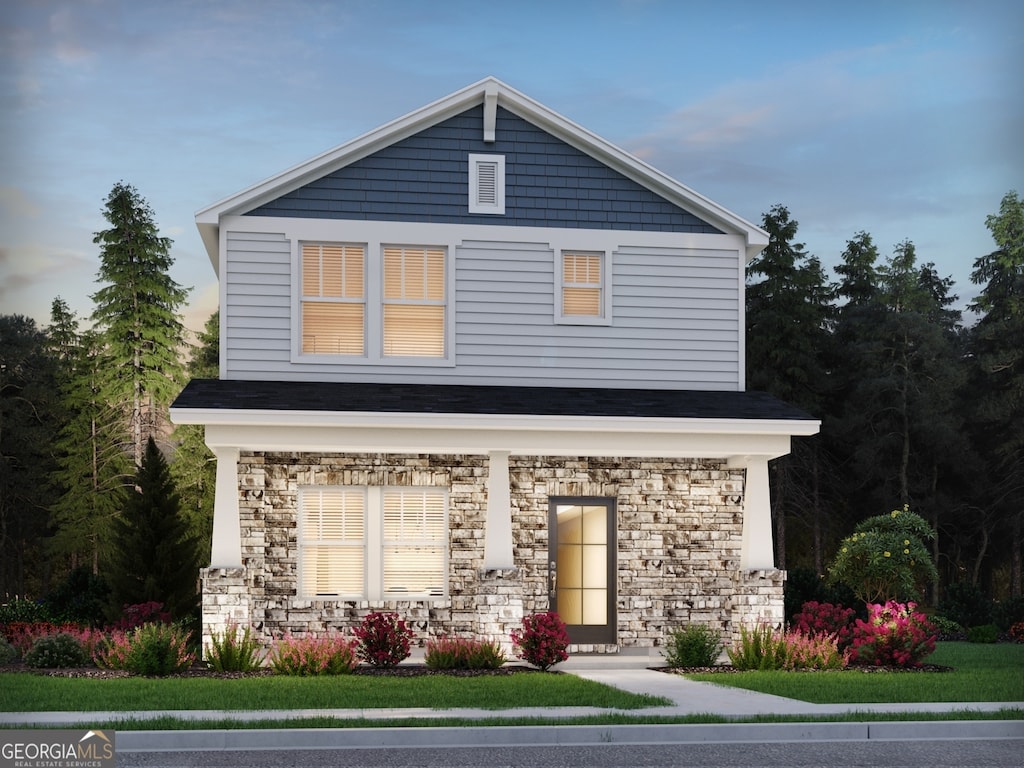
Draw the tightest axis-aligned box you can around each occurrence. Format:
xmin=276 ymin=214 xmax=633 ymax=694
xmin=299 ymin=241 xmax=447 ymax=360
xmin=559 ymin=250 xmax=609 ymax=324
xmin=383 ymin=246 xmax=446 ymax=357
xmin=301 ymin=243 xmax=365 ymax=355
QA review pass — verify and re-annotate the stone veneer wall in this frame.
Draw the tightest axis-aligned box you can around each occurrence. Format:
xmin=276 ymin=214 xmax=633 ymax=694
xmin=201 ymin=452 xmax=784 ymax=654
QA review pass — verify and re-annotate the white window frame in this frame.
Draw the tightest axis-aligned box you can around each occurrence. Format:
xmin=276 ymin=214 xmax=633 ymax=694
xmin=298 ymin=486 xmax=449 ymax=601
xmin=299 ymin=242 xmax=367 ymax=356
xmin=556 ymin=249 xmax=612 ymax=326
xmin=294 ymin=237 xmax=452 ymax=366
xmin=468 ymin=154 xmax=505 ymax=215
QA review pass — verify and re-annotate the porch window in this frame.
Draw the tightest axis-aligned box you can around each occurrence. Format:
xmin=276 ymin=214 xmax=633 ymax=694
xmin=383 ymin=246 xmax=446 ymax=357
xmin=300 ymin=243 xmax=365 ymax=355
xmin=299 ymin=487 xmax=448 ymax=599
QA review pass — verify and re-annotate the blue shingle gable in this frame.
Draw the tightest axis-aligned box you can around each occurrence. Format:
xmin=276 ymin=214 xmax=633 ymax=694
xmin=246 ymin=106 xmax=723 ymax=234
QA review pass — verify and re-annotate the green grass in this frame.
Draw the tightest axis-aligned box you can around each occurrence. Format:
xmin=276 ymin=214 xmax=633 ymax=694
xmin=686 ymin=642 xmax=1024 ymax=704
xmin=0 ymin=672 xmax=668 ymax=713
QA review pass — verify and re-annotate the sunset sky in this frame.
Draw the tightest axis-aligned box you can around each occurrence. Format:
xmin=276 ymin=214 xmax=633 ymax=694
xmin=2 ymin=0 xmax=1020 ymax=335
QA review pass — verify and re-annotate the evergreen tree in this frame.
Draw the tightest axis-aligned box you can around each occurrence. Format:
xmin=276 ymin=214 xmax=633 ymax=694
xmin=967 ymin=190 xmax=1024 ymax=596
xmin=107 ymin=436 xmax=199 ymax=620
xmin=172 ymin=310 xmax=219 ymax=563
xmin=91 ymin=182 xmax=190 ymax=467
xmin=746 ymin=205 xmax=835 ymax=569
xmin=0 ymin=315 xmax=61 ymax=596
xmin=48 ymin=321 xmax=131 ymax=574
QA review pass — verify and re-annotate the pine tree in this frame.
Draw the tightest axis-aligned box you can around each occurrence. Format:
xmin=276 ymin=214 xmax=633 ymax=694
xmin=967 ymin=190 xmax=1024 ymax=596
xmin=172 ymin=310 xmax=219 ymax=563
xmin=746 ymin=205 xmax=835 ymax=570
xmin=48 ymin=319 xmax=131 ymax=574
xmin=91 ymin=182 xmax=190 ymax=467
xmin=107 ymin=437 xmax=199 ymax=621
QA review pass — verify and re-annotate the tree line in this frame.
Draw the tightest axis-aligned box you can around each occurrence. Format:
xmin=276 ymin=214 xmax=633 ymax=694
xmin=747 ymin=191 xmax=1023 ymax=601
xmin=0 ymin=183 xmax=1020 ymax=612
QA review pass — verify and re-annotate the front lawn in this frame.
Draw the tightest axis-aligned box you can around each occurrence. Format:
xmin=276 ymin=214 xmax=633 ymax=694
xmin=0 ymin=670 xmax=667 ymax=713
xmin=684 ymin=642 xmax=1024 ymax=704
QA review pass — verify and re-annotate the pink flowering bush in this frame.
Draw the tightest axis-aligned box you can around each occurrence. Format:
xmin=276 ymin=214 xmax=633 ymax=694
xmin=94 ymin=622 xmax=195 ymax=675
xmin=849 ymin=601 xmax=937 ymax=668
xmin=2 ymin=621 xmax=105 ymax=658
xmin=353 ymin=612 xmax=413 ymax=668
xmin=728 ymin=624 xmax=848 ymax=671
xmin=424 ymin=636 xmax=507 ymax=670
xmin=269 ymin=632 xmax=359 ymax=675
xmin=510 ymin=612 xmax=570 ymax=671
xmin=791 ymin=601 xmax=856 ymax=651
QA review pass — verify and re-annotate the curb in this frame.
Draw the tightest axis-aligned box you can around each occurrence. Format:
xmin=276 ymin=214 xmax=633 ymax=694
xmin=116 ymin=720 xmax=1024 ymax=751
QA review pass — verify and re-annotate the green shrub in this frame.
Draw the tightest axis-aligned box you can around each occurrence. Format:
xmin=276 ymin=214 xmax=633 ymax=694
xmin=938 ymin=581 xmax=993 ymax=629
xmin=0 ymin=637 xmax=19 ymax=665
xmin=424 ymin=636 xmax=506 ymax=670
xmin=727 ymin=625 xmax=791 ymax=671
xmin=24 ymin=633 xmax=89 ymax=668
xmin=44 ymin=566 xmax=110 ymax=626
xmin=993 ymin=597 xmax=1024 ymax=632
xmin=0 ymin=597 xmax=51 ymax=624
xmin=268 ymin=633 xmax=359 ymax=675
xmin=662 ymin=624 xmax=723 ymax=667
xmin=966 ymin=624 xmax=999 ymax=644
xmin=94 ymin=623 xmax=195 ymax=676
xmin=206 ymin=622 xmax=264 ymax=672
xmin=930 ymin=614 xmax=964 ymax=639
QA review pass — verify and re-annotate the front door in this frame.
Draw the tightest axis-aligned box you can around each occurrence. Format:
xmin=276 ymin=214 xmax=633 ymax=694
xmin=548 ymin=497 xmax=616 ymax=645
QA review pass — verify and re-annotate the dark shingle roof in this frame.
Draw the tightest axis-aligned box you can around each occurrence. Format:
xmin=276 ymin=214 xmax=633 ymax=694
xmin=172 ymin=379 xmax=815 ymax=422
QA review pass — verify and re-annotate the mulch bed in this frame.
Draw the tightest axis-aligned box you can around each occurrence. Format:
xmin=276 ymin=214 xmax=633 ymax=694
xmin=1 ymin=661 xmax=543 ymax=679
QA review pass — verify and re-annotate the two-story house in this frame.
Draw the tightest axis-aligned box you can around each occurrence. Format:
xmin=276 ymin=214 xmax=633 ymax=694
xmin=170 ymin=77 xmax=819 ymax=654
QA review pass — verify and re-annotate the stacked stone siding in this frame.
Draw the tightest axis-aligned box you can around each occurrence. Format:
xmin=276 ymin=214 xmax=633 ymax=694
xmin=202 ymin=452 xmax=783 ymax=653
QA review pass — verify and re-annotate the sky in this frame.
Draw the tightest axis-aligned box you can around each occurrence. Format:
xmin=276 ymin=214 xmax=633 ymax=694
xmin=1 ymin=0 xmax=1021 ymax=337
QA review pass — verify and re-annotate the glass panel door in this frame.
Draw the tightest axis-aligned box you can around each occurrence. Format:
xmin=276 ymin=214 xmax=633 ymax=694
xmin=548 ymin=497 xmax=616 ymax=644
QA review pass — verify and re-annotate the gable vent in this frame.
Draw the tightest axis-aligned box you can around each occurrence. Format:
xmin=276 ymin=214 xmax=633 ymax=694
xmin=468 ymin=153 xmax=505 ymax=215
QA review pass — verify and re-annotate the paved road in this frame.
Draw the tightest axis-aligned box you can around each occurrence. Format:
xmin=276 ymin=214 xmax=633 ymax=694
xmin=117 ymin=738 xmax=1024 ymax=767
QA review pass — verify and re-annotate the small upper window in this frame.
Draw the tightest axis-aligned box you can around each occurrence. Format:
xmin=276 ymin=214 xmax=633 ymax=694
xmin=560 ymin=251 xmax=605 ymax=322
xmin=468 ymin=154 xmax=505 ymax=215
xmin=382 ymin=246 xmax=446 ymax=357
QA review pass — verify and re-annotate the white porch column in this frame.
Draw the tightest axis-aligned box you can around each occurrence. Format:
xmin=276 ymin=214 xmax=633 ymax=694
xmin=483 ymin=450 xmax=515 ymax=570
xmin=739 ymin=456 xmax=775 ymax=570
xmin=209 ymin=446 xmax=242 ymax=567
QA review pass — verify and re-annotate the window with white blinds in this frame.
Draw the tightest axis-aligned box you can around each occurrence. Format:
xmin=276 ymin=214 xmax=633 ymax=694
xmin=561 ymin=252 xmax=604 ymax=318
xmin=382 ymin=246 xmax=446 ymax=357
xmin=299 ymin=487 xmax=448 ymax=599
xmin=301 ymin=243 xmax=365 ymax=355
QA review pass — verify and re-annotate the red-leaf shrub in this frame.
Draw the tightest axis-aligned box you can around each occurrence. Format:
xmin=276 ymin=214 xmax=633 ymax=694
xmin=510 ymin=612 xmax=570 ymax=671
xmin=1010 ymin=621 xmax=1024 ymax=644
xmin=111 ymin=602 xmax=171 ymax=631
xmin=791 ymin=601 xmax=856 ymax=650
xmin=1 ymin=621 xmax=104 ymax=658
xmin=353 ymin=612 xmax=413 ymax=668
xmin=849 ymin=601 xmax=937 ymax=668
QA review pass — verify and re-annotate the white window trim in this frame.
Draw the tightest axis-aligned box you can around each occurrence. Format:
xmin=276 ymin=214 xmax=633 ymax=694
xmin=468 ymin=154 xmax=505 ymax=215
xmin=298 ymin=486 xmax=449 ymax=601
xmin=293 ymin=238 xmax=453 ymax=366
xmin=555 ymin=249 xmax=613 ymax=326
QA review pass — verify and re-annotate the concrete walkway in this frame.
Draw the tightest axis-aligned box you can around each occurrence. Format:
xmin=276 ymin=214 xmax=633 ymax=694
xmin=3 ymin=653 xmax=1022 ymax=748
